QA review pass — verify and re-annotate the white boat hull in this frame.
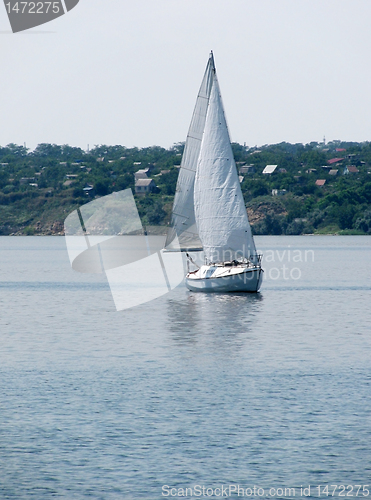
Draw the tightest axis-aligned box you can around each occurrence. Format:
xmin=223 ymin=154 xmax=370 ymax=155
xmin=186 ymin=265 xmax=263 ymax=293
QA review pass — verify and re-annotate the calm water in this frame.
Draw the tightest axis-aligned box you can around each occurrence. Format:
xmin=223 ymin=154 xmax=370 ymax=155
xmin=0 ymin=236 xmax=371 ymax=499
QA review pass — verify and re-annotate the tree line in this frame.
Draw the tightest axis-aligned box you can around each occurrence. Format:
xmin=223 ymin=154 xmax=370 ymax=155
xmin=0 ymin=140 xmax=371 ymax=235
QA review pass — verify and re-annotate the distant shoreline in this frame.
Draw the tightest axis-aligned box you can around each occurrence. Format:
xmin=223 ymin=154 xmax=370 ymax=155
xmin=1 ymin=141 xmax=371 ymax=237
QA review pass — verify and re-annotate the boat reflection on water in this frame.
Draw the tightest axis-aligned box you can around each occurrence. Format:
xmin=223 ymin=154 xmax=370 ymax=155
xmin=165 ymin=290 xmax=263 ymax=350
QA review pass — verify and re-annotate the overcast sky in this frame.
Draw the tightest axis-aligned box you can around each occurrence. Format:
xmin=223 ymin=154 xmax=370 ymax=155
xmin=1 ymin=0 xmax=371 ymax=151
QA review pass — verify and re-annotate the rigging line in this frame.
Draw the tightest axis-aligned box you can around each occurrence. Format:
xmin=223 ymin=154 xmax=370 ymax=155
xmin=177 ymin=166 xmax=197 ymax=172
xmin=186 ymin=134 xmax=202 ymax=141
xmin=171 ymin=212 xmax=189 ymax=219
xmin=77 ymin=208 xmax=90 ymax=249
xmin=186 ymin=253 xmax=200 ymax=269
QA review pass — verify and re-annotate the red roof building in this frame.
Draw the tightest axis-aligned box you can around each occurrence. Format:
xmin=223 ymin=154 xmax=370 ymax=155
xmin=327 ymin=158 xmax=344 ymax=165
xmin=344 ymin=166 xmax=359 ymax=174
xmin=315 ymin=179 xmax=326 ymax=187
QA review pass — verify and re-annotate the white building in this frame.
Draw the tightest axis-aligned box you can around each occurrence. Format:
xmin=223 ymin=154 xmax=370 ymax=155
xmin=262 ymin=165 xmax=278 ymax=174
xmin=135 ymin=178 xmax=156 ymax=195
xmin=134 ymin=168 xmax=150 ymax=181
xmin=272 ymin=189 xmax=287 ymax=196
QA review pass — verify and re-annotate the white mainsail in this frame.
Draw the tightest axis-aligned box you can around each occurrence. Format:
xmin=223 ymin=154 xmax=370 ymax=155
xmin=194 ymin=76 xmax=258 ymax=265
xmin=165 ymin=54 xmax=215 ymax=251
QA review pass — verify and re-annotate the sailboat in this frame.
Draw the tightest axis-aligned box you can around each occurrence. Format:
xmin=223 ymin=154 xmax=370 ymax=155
xmin=165 ymin=52 xmax=263 ymax=292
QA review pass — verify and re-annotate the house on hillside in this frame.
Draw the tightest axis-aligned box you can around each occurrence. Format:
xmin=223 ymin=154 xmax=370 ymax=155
xmin=20 ymin=177 xmax=35 ymax=184
xmin=327 ymin=158 xmax=344 ymax=165
xmin=134 ymin=168 xmax=150 ymax=181
xmin=135 ymin=178 xmax=156 ymax=195
xmin=315 ymin=179 xmax=326 ymax=187
xmin=262 ymin=165 xmax=277 ymax=175
xmin=272 ymin=189 xmax=287 ymax=196
xmin=239 ymin=165 xmax=255 ymax=175
xmin=328 ymin=169 xmax=338 ymax=176
xmin=343 ymin=166 xmax=359 ymax=175
xmin=83 ymin=184 xmax=95 ymax=197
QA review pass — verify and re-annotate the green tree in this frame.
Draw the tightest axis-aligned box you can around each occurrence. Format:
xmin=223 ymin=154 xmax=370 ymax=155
xmin=32 ymin=144 xmax=62 ymax=158
xmin=338 ymin=204 xmax=357 ymax=229
xmin=95 ymin=179 xmax=109 ymax=196
xmin=146 ymin=200 xmax=166 ymax=225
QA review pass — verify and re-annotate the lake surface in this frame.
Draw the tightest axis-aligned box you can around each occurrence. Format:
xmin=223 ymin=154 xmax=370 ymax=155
xmin=0 ymin=236 xmax=371 ymax=499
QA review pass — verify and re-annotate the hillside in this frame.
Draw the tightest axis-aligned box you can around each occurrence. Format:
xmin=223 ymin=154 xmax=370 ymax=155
xmin=1 ymin=140 xmax=371 ymax=235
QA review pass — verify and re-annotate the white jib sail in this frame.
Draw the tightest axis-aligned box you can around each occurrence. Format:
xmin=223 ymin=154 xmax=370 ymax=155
xmin=165 ymin=54 xmax=215 ymax=251
xmin=194 ymin=77 xmax=258 ymax=265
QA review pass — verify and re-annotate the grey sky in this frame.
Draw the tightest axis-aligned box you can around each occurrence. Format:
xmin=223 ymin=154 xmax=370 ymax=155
xmin=1 ymin=0 xmax=371 ymax=151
